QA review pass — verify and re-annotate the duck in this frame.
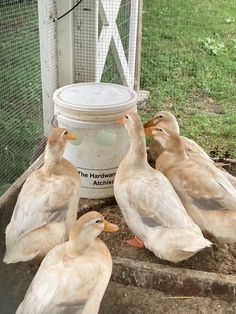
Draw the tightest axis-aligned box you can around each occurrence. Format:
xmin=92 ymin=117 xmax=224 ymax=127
xmin=16 ymin=211 xmax=119 ymax=314
xmin=114 ymin=112 xmax=211 ymax=263
xmin=144 ymin=111 xmax=236 ymax=188
xmin=4 ymin=127 xmax=81 ymax=264
xmin=152 ymin=126 xmax=236 ymax=243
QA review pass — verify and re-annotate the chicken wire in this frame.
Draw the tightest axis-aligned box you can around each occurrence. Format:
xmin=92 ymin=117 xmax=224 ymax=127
xmin=0 ymin=0 xmax=43 ymax=196
xmin=101 ymin=0 xmax=131 ymax=84
xmin=0 ymin=0 xmax=140 ymax=196
xmin=74 ymin=0 xmax=135 ymax=85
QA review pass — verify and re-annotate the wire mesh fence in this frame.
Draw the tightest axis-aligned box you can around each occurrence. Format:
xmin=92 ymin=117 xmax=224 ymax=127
xmin=1 ymin=0 xmax=235 ymax=198
xmin=0 ymin=0 xmax=43 ymax=195
xmin=0 ymin=0 xmax=139 ymax=196
xmin=101 ymin=0 xmax=131 ymax=84
xmin=74 ymin=0 xmax=137 ymax=86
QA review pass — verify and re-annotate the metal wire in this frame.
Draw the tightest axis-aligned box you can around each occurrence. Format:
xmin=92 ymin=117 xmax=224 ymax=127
xmin=101 ymin=0 xmax=131 ymax=84
xmin=0 ymin=0 xmax=135 ymax=196
xmin=74 ymin=0 xmax=132 ymax=84
xmin=53 ymin=0 xmax=84 ymax=22
xmin=0 ymin=0 xmax=43 ymax=195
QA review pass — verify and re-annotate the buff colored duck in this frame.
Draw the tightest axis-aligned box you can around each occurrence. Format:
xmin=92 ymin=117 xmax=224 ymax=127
xmin=4 ymin=128 xmax=80 ymax=264
xmin=144 ymin=111 xmax=236 ymax=188
xmin=153 ymin=127 xmax=236 ymax=243
xmin=16 ymin=211 xmax=119 ymax=314
xmin=114 ymin=112 xmax=211 ymax=263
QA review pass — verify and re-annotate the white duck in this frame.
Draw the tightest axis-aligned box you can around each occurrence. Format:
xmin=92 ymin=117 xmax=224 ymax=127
xmin=153 ymin=126 xmax=236 ymax=243
xmin=4 ymin=128 xmax=80 ymax=264
xmin=16 ymin=211 xmax=119 ymax=314
xmin=144 ymin=111 xmax=236 ymax=188
xmin=114 ymin=112 xmax=211 ymax=263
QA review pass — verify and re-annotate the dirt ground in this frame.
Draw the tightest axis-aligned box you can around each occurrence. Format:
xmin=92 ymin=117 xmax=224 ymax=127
xmin=0 ymin=260 xmax=235 ymax=314
xmin=100 ymin=282 xmax=236 ymax=314
xmin=98 ymin=204 xmax=236 ymax=276
xmin=97 ymin=159 xmax=236 ymax=276
xmin=0 ymin=162 xmax=235 ymax=313
xmin=1 ymin=199 xmax=235 ymax=314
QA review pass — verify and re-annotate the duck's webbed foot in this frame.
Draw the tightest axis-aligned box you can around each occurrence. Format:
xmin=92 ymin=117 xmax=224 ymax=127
xmin=126 ymin=236 xmax=144 ymax=249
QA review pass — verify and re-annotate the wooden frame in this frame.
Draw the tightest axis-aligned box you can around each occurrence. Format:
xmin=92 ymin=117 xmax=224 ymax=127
xmin=39 ymin=0 xmax=143 ymax=133
xmin=74 ymin=0 xmax=99 ymax=82
xmin=38 ymin=0 xmax=58 ymax=135
xmin=57 ymin=0 xmax=75 ymax=87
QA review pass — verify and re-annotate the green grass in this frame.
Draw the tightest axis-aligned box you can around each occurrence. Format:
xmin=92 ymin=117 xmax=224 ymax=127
xmin=0 ymin=2 xmax=43 ymax=195
xmin=140 ymin=0 xmax=236 ymax=158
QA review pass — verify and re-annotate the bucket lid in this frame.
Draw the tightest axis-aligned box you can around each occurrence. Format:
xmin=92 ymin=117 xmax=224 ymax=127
xmin=53 ymin=83 xmax=138 ymax=115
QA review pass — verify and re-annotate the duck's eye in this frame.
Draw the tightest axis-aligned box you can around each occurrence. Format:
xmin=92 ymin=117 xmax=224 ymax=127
xmin=158 ymin=115 xmax=163 ymax=119
xmin=95 ymin=219 xmax=101 ymax=224
xmin=64 ymin=130 xmax=68 ymax=135
xmin=159 ymin=129 xmax=163 ymax=132
xmin=125 ymin=115 xmax=129 ymax=119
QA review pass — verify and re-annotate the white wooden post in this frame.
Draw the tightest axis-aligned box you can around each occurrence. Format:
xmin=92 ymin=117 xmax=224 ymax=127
xmin=134 ymin=0 xmax=150 ymax=105
xmin=74 ymin=0 xmax=98 ymax=82
xmin=128 ymin=0 xmax=139 ymax=88
xmin=38 ymin=0 xmax=58 ymax=135
xmin=134 ymin=0 xmax=143 ymax=91
xmin=56 ymin=0 xmax=75 ymax=87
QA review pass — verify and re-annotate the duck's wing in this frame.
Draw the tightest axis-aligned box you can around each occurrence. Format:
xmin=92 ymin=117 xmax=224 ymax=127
xmin=115 ymin=170 xmax=197 ymax=230
xmin=17 ymin=247 xmax=107 ymax=314
xmin=182 ymin=136 xmax=213 ymax=162
xmin=219 ymin=169 xmax=236 ymax=189
xmin=181 ymin=136 xmax=236 ymax=189
xmin=167 ymin=159 xmax=236 ymax=212
xmin=11 ymin=171 xmax=78 ymax=239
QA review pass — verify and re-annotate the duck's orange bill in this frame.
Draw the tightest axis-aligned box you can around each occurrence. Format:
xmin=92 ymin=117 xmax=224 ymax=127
xmin=103 ymin=220 xmax=119 ymax=233
xmin=67 ymin=132 xmax=76 ymax=141
xmin=144 ymin=126 xmax=154 ymax=137
xmin=116 ymin=117 xmax=125 ymax=125
xmin=143 ymin=118 xmax=155 ymax=128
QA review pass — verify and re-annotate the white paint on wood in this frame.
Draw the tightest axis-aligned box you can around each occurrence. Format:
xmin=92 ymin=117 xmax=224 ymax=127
xmin=57 ymin=0 xmax=75 ymax=87
xmin=98 ymin=0 xmax=109 ymax=26
xmin=111 ymin=25 xmax=131 ymax=86
xmin=134 ymin=0 xmax=143 ymax=91
xmin=74 ymin=0 xmax=99 ymax=82
xmin=38 ymin=0 xmax=58 ymax=135
xmin=128 ymin=0 xmax=139 ymax=87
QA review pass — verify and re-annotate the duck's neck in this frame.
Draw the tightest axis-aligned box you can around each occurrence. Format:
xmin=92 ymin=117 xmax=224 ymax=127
xmin=157 ymin=137 xmax=187 ymax=173
xmin=43 ymin=145 xmax=63 ymax=173
xmin=170 ymin=136 xmax=187 ymax=160
xmin=67 ymin=234 xmax=96 ymax=256
xmin=125 ymin=134 xmax=148 ymax=167
xmin=169 ymin=119 xmax=180 ymax=134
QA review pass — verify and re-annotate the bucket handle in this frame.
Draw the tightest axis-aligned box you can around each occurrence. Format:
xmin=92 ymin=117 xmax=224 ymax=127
xmin=51 ymin=115 xmax=58 ymax=128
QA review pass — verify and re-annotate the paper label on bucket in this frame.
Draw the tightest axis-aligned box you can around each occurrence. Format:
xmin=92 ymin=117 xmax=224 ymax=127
xmin=77 ymin=166 xmax=117 ymax=190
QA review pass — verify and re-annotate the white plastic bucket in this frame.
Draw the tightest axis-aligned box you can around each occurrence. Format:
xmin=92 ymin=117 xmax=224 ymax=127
xmin=53 ymin=82 xmax=138 ymax=199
